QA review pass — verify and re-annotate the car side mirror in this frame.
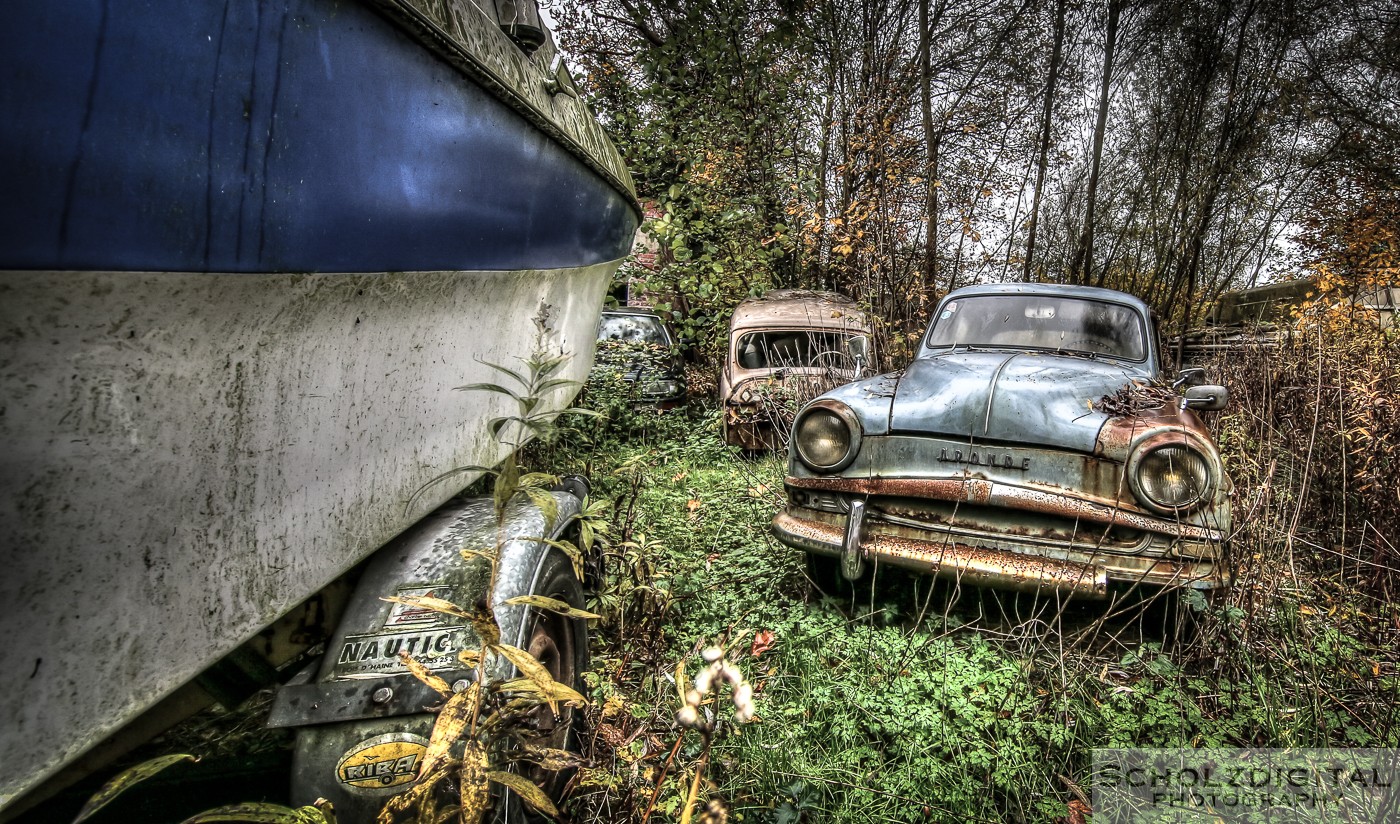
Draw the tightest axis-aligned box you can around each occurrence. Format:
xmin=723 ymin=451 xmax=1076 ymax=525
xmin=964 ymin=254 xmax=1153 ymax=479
xmin=1173 ymin=367 xmax=1207 ymax=389
xmin=847 ymin=337 xmax=870 ymax=377
xmin=845 ymin=337 xmax=868 ymax=380
xmin=1182 ymin=384 xmax=1228 ymax=412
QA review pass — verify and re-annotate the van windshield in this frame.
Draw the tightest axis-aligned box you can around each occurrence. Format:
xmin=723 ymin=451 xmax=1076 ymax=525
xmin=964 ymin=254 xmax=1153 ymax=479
xmin=924 ymin=295 xmax=1146 ymax=361
xmin=735 ymin=330 xmax=862 ymax=370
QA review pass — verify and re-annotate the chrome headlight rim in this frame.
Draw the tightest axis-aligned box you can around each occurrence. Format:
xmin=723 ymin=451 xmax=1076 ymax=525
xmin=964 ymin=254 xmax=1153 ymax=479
xmin=793 ymin=399 xmax=863 ymax=473
xmin=1127 ymin=433 xmax=1218 ymax=516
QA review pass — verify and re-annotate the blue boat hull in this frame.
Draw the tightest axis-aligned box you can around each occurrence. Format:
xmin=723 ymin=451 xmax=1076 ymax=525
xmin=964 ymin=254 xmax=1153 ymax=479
xmin=0 ymin=0 xmax=637 ymax=273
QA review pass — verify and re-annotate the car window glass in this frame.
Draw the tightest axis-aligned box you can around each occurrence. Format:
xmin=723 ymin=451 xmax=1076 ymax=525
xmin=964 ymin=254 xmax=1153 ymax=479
xmin=925 ymin=295 xmax=1145 ymax=361
xmin=598 ymin=314 xmax=669 ymax=345
xmin=735 ymin=331 xmax=862 ymax=370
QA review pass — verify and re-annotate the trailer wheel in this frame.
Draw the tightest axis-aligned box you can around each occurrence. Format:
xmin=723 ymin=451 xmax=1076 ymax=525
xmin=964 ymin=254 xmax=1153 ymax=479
xmin=493 ymin=547 xmax=590 ymax=823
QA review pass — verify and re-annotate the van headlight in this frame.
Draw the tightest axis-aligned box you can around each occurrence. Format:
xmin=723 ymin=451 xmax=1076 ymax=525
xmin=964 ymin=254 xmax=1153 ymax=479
xmin=1128 ymin=437 xmax=1216 ymax=514
xmin=793 ymin=400 xmax=861 ymax=472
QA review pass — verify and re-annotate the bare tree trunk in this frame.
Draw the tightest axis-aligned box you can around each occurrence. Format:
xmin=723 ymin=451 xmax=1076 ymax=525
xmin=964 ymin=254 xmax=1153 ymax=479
xmin=1023 ymin=0 xmax=1067 ymax=282
xmin=919 ymin=0 xmax=938 ymax=303
xmin=817 ymin=55 xmax=837 ymax=291
xmin=1071 ymin=0 xmax=1121 ymax=286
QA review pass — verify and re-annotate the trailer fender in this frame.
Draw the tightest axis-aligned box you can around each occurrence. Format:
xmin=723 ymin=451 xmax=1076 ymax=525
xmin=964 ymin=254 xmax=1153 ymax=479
xmin=268 ymin=477 xmax=590 ymax=820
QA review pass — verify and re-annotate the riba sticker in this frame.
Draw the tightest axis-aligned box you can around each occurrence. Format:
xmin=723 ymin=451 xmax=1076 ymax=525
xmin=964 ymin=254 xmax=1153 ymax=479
xmin=336 ymin=733 xmax=428 ymax=791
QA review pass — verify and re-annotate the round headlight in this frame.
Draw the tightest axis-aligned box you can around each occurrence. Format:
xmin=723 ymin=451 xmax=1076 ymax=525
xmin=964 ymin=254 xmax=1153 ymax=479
xmin=794 ymin=401 xmax=861 ymax=472
xmin=1132 ymin=443 xmax=1212 ymax=512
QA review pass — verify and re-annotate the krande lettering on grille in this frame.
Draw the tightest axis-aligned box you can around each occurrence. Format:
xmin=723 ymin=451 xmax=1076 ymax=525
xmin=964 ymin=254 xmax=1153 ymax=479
xmin=938 ymin=448 xmax=1031 ymax=471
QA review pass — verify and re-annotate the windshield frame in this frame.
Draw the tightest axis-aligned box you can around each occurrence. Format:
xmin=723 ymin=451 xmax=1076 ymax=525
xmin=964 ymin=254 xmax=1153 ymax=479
xmin=731 ymin=328 xmax=868 ymax=372
xmin=921 ymin=294 xmax=1149 ymax=363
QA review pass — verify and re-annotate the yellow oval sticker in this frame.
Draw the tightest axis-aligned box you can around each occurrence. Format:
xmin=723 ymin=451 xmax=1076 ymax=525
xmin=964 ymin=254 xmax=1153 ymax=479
xmin=336 ymin=733 xmax=429 ymax=791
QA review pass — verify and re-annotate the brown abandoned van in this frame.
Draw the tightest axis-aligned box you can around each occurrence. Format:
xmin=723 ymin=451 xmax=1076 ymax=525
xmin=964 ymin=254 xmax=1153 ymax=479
xmin=721 ymin=290 xmax=873 ymax=450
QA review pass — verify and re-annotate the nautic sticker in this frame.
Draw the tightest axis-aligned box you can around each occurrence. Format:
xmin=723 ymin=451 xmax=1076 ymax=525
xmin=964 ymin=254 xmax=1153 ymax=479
xmin=336 ymin=733 xmax=429 ymax=791
xmin=333 ymin=627 xmax=466 ymax=679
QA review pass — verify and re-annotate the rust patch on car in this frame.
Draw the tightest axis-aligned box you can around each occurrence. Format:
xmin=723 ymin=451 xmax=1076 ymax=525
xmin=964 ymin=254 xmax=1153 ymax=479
xmin=775 ymin=512 xmax=1108 ymax=596
xmin=786 ymin=475 xmax=1220 ymax=542
xmin=775 ymin=510 xmax=1225 ymax=594
xmin=1096 ymin=405 xmax=1216 ymax=458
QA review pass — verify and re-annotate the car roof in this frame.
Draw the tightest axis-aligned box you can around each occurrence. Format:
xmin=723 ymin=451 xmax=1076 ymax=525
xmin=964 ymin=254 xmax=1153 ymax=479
xmin=937 ymin=282 xmax=1153 ymax=316
xmin=730 ymin=289 xmax=870 ymax=331
xmin=601 ymin=307 xmax=665 ymax=319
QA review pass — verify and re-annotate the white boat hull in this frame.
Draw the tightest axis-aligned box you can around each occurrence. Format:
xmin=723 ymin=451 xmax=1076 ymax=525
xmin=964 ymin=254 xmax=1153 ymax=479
xmin=0 ymin=261 xmax=614 ymax=806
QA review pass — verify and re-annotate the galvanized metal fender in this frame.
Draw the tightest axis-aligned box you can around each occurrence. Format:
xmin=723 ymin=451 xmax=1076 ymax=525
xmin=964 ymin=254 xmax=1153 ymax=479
xmin=268 ymin=477 xmax=590 ymax=820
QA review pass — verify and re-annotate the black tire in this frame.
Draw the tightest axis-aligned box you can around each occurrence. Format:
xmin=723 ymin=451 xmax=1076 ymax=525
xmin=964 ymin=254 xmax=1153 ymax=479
xmin=806 ymin=552 xmax=858 ymax=601
xmin=491 ymin=547 xmax=590 ymax=823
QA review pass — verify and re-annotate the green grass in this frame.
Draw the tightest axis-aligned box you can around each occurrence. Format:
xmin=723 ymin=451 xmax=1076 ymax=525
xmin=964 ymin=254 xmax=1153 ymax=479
xmin=525 ymin=399 xmax=1400 ymax=824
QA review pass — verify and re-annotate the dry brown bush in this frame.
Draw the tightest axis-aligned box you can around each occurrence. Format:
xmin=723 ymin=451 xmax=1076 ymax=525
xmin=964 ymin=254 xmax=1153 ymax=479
xmin=1203 ymin=309 xmax=1400 ymax=606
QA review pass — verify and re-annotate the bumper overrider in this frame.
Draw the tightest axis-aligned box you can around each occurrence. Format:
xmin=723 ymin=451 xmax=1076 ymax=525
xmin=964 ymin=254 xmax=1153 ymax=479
xmin=773 ymin=432 xmax=1231 ymax=599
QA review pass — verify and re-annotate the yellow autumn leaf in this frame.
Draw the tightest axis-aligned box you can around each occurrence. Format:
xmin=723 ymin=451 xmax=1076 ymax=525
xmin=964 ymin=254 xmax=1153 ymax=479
xmin=502 ymin=594 xmax=600 ymax=620
xmin=379 ymin=757 xmax=457 ymax=823
xmin=422 ymin=687 xmax=478 ymax=776
xmin=491 ymin=643 xmax=561 ymax=711
xmin=398 ymin=651 xmax=452 ymax=697
xmin=381 ymin=595 xmax=472 ymax=621
xmin=459 ymin=741 xmax=491 ymax=823
xmin=497 ymin=677 xmax=587 ymax=706
xmin=486 ymin=771 xmax=559 ymax=818
xmin=469 ymin=610 xmax=502 ymax=647
xmin=180 ymin=803 xmax=333 ymax=824
xmin=74 ymin=754 xmax=198 ymax=824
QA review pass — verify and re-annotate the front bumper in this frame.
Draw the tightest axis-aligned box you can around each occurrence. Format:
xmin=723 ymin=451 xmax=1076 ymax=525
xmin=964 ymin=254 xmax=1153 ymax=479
xmin=773 ymin=501 xmax=1228 ymax=598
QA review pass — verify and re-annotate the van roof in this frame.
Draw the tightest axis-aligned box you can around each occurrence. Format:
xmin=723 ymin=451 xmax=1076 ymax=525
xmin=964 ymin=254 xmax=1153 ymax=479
xmin=730 ymin=290 xmax=869 ymax=331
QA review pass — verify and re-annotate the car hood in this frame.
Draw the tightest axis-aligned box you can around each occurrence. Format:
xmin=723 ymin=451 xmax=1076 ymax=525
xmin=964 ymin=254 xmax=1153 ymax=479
xmin=593 ymin=341 xmax=674 ymax=379
xmin=888 ymin=351 xmax=1143 ymax=454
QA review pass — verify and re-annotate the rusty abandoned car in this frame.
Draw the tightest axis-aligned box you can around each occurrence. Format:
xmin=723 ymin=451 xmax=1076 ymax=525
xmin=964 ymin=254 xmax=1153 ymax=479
xmin=721 ymin=290 xmax=874 ymax=450
xmin=773 ymin=283 xmax=1232 ymax=598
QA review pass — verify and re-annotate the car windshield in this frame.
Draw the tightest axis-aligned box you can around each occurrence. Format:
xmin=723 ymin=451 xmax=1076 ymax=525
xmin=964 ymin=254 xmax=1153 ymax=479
xmin=925 ymin=295 xmax=1146 ymax=361
xmin=598 ymin=314 xmax=669 ymax=345
xmin=735 ymin=330 xmax=862 ymax=370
